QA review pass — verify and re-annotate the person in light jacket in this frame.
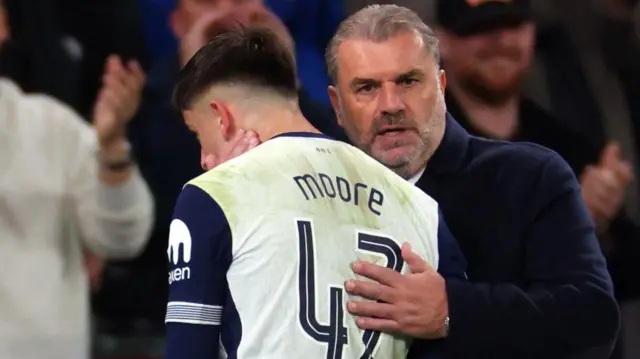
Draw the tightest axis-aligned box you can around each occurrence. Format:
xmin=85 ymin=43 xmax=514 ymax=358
xmin=0 ymin=2 xmax=154 ymax=357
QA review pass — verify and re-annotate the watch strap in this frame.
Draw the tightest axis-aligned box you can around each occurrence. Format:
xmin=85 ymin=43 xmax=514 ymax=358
xmin=98 ymin=141 xmax=135 ymax=171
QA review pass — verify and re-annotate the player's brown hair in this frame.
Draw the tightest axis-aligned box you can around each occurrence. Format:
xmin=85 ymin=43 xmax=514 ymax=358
xmin=173 ymin=26 xmax=298 ymax=111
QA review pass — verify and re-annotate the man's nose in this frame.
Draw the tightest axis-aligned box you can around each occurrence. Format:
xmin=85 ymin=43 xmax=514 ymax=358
xmin=378 ymin=83 xmax=405 ymax=114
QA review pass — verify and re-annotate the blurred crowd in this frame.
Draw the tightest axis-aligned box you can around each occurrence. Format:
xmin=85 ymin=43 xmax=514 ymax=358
xmin=1 ymin=0 xmax=639 ymax=358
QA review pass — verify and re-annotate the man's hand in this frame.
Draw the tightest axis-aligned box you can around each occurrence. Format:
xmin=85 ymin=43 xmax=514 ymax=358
xmin=581 ymin=142 xmax=633 ymax=233
xmin=83 ymin=250 xmax=105 ymax=294
xmin=93 ymin=55 xmax=145 ymax=149
xmin=344 ymin=243 xmax=448 ymax=339
xmin=201 ymin=129 xmax=260 ymax=171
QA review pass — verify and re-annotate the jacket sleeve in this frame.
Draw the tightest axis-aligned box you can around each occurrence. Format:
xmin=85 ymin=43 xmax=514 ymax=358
xmin=435 ymin=208 xmax=467 ymax=280
xmin=59 ymin=98 xmax=154 ymax=259
xmin=444 ymin=152 xmax=619 ymax=357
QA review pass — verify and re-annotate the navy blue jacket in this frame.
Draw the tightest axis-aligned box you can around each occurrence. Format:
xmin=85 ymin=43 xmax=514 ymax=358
xmin=411 ymin=115 xmax=619 ymax=358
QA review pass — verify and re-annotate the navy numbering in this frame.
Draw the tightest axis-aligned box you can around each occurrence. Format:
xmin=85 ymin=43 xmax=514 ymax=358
xmin=296 ymin=219 xmax=404 ymax=359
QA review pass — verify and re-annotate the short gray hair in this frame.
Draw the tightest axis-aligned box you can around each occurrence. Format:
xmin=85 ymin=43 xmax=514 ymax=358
xmin=325 ymin=4 xmax=440 ymax=84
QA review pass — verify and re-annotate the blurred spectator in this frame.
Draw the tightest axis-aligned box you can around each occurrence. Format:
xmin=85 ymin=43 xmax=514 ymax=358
xmin=265 ymin=0 xmax=345 ymax=105
xmin=137 ymin=0 xmax=344 ymax=105
xmin=525 ymin=1 xmax=640 ymax=357
xmin=0 ymin=0 xmax=149 ymax=119
xmin=94 ymin=0 xmax=345 ymax=332
xmin=526 ymin=0 xmax=640 ymax=221
xmin=55 ymin=0 xmax=150 ymax=118
xmin=0 ymin=1 xmax=154 ymax=357
xmin=436 ymin=0 xmax=640 ymax=357
xmin=139 ymin=0 xmax=178 ymax=63
xmin=0 ymin=0 xmax=81 ymax=110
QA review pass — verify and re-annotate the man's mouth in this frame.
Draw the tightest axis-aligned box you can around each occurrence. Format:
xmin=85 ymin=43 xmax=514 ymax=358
xmin=377 ymin=127 xmax=409 ymax=137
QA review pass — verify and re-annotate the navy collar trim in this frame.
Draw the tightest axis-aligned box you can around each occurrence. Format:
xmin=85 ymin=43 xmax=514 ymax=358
xmin=270 ymin=131 xmax=335 ymax=141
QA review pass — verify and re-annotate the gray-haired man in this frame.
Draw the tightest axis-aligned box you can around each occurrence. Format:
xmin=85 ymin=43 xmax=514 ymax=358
xmin=327 ymin=4 xmax=619 ymax=358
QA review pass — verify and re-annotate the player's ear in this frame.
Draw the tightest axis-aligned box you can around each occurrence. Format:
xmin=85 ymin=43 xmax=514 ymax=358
xmin=209 ymin=101 xmax=234 ymax=140
xmin=327 ymin=86 xmax=344 ymax=128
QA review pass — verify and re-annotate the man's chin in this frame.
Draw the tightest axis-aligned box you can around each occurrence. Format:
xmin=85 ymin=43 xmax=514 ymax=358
xmin=372 ymin=147 xmax=414 ymax=169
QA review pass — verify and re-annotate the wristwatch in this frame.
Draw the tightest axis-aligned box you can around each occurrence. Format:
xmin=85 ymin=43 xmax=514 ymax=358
xmin=98 ymin=141 xmax=135 ymax=172
xmin=443 ymin=316 xmax=450 ymax=337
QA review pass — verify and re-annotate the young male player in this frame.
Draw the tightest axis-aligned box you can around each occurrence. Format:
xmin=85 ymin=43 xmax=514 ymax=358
xmin=164 ymin=27 xmax=465 ymax=359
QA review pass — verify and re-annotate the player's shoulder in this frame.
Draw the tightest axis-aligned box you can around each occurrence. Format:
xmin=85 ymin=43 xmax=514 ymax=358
xmin=186 ymin=144 xmax=272 ymax=189
xmin=173 ymin=182 xmax=230 ymax=233
xmin=190 ymin=133 xmax=342 ymax=184
xmin=184 ymin=169 xmax=228 ymax=201
xmin=175 ymin=182 xmax=218 ymax=212
xmin=183 ymin=145 xmax=275 ymax=209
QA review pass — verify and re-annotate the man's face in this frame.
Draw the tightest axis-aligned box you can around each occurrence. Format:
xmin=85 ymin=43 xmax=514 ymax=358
xmin=173 ymin=0 xmax=261 ymax=38
xmin=329 ymin=32 xmax=447 ymax=178
xmin=172 ymin=0 xmax=291 ymax=44
xmin=441 ymin=22 xmax=534 ymax=104
xmin=182 ymin=102 xmax=234 ymax=170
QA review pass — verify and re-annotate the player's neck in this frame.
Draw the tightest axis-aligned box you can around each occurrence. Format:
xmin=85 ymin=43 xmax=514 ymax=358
xmin=246 ymin=107 xmax=321 ymax=141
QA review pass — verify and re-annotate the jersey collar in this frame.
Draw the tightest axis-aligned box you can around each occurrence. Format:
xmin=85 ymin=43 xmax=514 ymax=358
xmin=270 ymin=132 xmax=335 ymax=141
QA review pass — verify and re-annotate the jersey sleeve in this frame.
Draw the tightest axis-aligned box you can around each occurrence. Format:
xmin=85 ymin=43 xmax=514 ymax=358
xmin=436 ymin=208 xmax=467 ymax=280
xmin=164 ymin=184 xmax=232 ymax=359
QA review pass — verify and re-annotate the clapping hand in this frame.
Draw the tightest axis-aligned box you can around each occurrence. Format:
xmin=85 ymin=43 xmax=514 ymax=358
xmin=93 ymin=55 xmax=145 ymax=150
xmin=581 ymin=142 xmax=633 ymax=233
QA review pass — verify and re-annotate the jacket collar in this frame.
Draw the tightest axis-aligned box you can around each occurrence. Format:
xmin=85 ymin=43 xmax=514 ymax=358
xmin=424 ymin=113 xmax=470 ymax=176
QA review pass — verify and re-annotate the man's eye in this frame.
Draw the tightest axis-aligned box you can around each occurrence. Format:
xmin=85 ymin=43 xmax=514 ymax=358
xmin=401 ymin=78 xmax=418 ymax=86
xmin=357 ymin=84 xmax=374 ymax=93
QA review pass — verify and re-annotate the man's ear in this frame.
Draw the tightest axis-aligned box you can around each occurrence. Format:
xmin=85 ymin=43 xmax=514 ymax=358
xmin=328 ymin=86 xmax=344 ymax=128
xmin=439 ymin=69 xmax=447 ymax=95
xmin=210 ymin=101 xmax=234 ymax=140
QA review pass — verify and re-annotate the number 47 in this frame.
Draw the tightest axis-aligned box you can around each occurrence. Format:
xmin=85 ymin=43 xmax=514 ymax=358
xmin=296 ymin=219 xmax=404 ymax=359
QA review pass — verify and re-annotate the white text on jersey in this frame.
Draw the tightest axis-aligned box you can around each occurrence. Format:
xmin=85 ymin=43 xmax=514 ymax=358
xmin=169 ymin=266 xmax=191 ymax=284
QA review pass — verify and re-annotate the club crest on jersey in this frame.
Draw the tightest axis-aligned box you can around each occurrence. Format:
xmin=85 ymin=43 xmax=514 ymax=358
xmin=167 ymin=219 xmax=192 ymax=284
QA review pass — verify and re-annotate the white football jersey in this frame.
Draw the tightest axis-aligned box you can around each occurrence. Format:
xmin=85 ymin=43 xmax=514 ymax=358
xmin=164 ymin=132 xmax=444 ymax=359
